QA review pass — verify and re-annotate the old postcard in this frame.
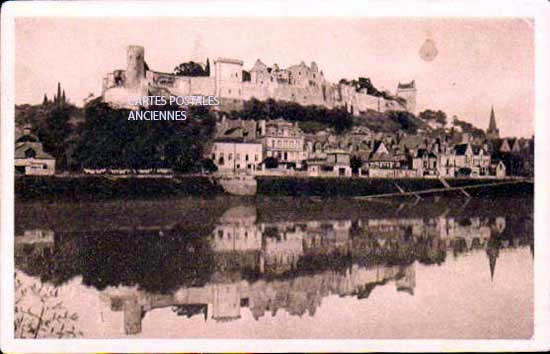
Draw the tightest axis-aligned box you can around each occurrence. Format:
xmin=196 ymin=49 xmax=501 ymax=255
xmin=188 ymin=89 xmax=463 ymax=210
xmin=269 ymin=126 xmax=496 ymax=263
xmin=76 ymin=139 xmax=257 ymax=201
xmin=1 ymin=0 xmax=550 ymax=352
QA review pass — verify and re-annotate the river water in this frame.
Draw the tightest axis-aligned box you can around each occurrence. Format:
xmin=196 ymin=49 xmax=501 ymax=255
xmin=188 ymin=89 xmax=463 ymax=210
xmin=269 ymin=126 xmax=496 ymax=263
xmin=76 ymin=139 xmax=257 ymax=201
xmin=14 ymin=196 xmax=533 ymax=339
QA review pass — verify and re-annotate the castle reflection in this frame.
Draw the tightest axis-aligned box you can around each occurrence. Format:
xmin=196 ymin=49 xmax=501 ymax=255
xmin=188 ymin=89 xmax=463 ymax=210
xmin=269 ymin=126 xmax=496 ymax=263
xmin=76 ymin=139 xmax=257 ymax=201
xmin=15 ymin=202 xmax=533 ymax=335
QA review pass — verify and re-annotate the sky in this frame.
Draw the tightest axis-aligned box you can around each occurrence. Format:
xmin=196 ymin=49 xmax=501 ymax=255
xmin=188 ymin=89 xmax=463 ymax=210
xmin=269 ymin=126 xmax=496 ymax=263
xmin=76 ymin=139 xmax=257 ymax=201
xmin=15 ymin=17 xmax=534 ymax=137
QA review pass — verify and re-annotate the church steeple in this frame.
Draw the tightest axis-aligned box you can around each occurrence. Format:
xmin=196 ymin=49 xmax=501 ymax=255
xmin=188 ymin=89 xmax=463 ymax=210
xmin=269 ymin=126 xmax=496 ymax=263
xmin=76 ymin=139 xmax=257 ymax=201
xmin=487 ymin=105 xmax=500 ymax=140
xmin=486 ymin=240 xmax=500 ymax=282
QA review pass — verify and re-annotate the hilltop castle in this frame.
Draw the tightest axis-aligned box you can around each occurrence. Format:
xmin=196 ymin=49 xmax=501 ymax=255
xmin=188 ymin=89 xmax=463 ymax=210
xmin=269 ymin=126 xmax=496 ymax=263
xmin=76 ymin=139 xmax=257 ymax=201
xmin=102 ymin=45 xmax=416 ymax=115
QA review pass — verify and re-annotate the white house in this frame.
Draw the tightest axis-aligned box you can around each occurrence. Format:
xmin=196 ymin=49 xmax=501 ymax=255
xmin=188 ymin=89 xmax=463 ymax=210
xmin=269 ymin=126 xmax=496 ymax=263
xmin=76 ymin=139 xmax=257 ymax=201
xmin=15 ymin=126 xmax=56 ymax=176
xmin=211 ymin=139 xmax=263 ymax=174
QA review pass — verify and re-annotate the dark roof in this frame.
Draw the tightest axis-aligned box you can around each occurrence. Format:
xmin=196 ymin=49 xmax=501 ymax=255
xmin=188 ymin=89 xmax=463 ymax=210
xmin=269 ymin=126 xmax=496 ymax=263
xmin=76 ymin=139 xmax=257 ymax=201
xmin=472 ymin=145 xmax=486 ymax=155
xmin=15 ymin=134 xmax=39 ymax=143
xmin=15 ymin=142 xmax=54 ymax=160
xmin=415 ymin=149 xmax=436 ymax=158
xmin=214 ymin=137 xmax=247 ymax=143
xmin=371 ymin=140 xmax=387 ymax=154
xmin=397 ymin=80 xmax=415 ymax=89
xmin=369 ymin=152 xmax=399 ymax=162
xmin=454 ymin=143 xmax=470 ymax=156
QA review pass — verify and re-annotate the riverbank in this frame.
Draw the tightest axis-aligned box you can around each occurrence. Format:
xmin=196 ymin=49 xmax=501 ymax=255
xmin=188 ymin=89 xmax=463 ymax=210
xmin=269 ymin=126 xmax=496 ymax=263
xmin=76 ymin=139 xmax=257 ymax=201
xmin=15 ymin=175 xmax=224 ymax=202
xmin=15 ymin=175 xmax=533 ymax=201
xmin=256 ymin=176 xmax=533 ymax=198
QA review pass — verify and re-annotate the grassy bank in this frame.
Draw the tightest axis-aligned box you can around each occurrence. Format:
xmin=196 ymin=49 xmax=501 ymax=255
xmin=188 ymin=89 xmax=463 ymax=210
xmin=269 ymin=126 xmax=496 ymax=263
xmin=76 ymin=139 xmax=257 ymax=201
xmin=15 ymin=175 xmax=223 ymax=202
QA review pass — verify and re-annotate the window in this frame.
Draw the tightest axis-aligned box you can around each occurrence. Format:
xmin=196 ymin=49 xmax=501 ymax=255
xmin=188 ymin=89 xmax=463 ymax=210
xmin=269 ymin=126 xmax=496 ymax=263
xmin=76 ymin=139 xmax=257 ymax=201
xmin=245 ymin=154 xmax=249 ymax=161
xmin=43 ymin=164 xmax=48 ymax=169
xmin=218 ymin=230 xmax=223 ymax=239
xmin=228 ymin=153 xmax=233 ymax=161
xmin=255 ymin=154 xmax=259 ymax=161
xmin=236 ymin=153 xmax=240 ymax=161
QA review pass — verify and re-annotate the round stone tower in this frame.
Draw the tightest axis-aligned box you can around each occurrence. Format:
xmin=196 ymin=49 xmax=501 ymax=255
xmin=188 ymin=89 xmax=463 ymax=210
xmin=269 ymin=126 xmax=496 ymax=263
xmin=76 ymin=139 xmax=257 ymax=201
xmin=125 ymin=45 xmax=145 ymax=89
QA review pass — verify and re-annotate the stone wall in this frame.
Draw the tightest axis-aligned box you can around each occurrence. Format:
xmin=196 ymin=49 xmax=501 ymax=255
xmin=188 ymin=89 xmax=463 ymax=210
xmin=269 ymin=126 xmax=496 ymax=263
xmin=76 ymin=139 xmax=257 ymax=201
xmin=102 ymin=46 xmax=413 ymax=114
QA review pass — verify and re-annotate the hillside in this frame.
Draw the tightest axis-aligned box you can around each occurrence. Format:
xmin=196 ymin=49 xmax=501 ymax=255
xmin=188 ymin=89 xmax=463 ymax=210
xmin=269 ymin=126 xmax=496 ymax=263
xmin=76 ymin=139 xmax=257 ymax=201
xmin=15 ymin=103 xmax=85 ymax=133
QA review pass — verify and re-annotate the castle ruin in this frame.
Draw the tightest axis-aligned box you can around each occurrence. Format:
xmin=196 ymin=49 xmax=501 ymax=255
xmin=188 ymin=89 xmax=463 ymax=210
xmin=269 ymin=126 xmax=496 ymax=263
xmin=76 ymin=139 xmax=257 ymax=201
xmin=102 ymin=45 xmax=417 ymax=115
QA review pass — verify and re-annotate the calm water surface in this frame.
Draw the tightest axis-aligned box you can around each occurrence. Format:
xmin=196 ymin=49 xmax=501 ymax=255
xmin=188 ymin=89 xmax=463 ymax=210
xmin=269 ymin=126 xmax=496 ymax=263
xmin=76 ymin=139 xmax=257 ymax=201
xmin=14 ymin=196 xmax=533 ymax=339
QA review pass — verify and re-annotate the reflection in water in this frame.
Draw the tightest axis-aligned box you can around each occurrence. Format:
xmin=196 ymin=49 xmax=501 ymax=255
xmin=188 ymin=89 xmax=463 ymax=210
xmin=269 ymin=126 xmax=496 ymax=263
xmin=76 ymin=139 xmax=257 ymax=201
xmin=14 ymin=198 xmax=533 ymax=338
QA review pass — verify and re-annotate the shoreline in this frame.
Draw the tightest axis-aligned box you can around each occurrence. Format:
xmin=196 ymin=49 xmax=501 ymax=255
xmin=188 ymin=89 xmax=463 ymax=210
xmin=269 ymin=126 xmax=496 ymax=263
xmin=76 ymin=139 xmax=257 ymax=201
xmin=14 ymin=175 xmax=533 ymax=202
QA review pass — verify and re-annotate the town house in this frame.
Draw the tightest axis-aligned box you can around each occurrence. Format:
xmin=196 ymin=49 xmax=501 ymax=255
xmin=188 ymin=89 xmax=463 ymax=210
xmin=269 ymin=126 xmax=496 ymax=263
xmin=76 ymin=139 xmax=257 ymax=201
xmin=258 ymin=119 xmax=307 ymax=168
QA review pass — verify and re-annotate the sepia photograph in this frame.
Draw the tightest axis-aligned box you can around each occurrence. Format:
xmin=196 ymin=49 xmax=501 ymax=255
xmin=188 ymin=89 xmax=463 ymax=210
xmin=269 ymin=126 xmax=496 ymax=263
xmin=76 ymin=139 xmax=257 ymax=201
xmin=1 ymin=0 xmax=550 ymax=352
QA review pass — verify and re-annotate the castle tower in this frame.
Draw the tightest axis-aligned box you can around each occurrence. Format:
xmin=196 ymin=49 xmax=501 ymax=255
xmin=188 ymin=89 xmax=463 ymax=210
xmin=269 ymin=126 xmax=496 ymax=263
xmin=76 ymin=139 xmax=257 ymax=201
xmin=125 ymin=45 xmax=145 ymax=89
xmin=214 ymin=58 xmax=244 ymax=98
xmin=486 ymin=106 xmax=500 ymax=140
xmin=396 ymin=80 xmax=417 ymax=113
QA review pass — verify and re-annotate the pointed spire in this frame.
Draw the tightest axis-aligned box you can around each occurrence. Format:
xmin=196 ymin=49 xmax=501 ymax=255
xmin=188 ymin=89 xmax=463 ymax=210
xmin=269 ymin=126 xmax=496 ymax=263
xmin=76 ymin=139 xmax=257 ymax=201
xmin=486 ymin=105 xmax=499 ymax=139
xmin=489 ymin=106 xmax=497 ymax=130
xmin=43 ymin=94 xmax=48 ymax=105
xmin=486 ymin=246 xmax=499 ymax=281
xmin=62 ymin=90 xmax=66 ymax=104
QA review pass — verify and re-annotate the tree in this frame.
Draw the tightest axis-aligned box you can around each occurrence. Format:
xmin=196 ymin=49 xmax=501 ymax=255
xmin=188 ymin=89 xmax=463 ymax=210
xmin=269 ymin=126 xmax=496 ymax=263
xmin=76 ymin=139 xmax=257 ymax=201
xmin=37 ymin=104 xmax=72 ymax=170
xmin=43 ymin=94 xmax=48 ymax=105
xmin=74 ymin=98 xmax=216 ymax=172
xmin=56 ymin=82 xmax=61 ymax=104
xmin=264 ymin=157 xmax=279 ymax=169
xmin=387 ymin=110 xmax=420 ymax=134
xmin=238 ymin=98 xmax=353 ymax=133
xmin=419 ymin=109 xmax=447 ymax=126
xmin=174 ymin=61 xmax=207 ymax=77
xmin=200 ymin=158 xmax=217 ymax=174
xmin=452 ymin=116 xmax=486 ymax=139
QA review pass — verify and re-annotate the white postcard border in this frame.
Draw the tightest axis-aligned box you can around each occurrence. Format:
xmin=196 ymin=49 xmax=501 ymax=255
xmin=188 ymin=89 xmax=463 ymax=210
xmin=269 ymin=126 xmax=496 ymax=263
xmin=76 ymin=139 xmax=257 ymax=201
xmin=1 ymin=0 xmax=550 ymax=352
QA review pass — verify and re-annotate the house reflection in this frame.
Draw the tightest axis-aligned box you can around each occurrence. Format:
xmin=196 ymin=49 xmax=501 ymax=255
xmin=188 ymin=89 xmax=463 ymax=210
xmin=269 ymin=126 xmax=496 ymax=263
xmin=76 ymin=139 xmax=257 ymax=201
xmin=15 ymin=204 xmax=533 ymax=335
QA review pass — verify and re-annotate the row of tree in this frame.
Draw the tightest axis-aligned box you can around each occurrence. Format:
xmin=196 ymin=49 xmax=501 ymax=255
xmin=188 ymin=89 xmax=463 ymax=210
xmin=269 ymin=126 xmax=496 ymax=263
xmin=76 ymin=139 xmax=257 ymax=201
xmin=173 ymin=59 xmax=211 ymax=77
xmin=231 ymin=98 xmax=353 ymax=133
xmin=73 ymin=99 xmax=216 ymax=171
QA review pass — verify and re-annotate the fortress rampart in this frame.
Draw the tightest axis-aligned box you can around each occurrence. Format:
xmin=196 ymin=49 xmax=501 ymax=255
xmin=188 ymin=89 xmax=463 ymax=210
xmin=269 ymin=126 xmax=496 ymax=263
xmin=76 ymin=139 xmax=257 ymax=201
xmin=102 ymin=45 xmax=417 ymax=115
